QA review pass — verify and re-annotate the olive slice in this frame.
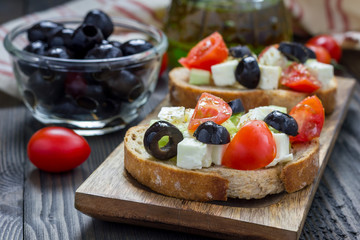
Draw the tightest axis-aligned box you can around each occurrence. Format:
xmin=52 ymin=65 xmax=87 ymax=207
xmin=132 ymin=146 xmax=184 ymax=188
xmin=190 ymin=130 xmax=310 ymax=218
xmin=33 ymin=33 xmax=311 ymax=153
xmin=228 ymin=99 xmax=244 ymax=115
xmin=235 ymin=56 xmax=260 ymax=89
xmin=143 ymin=121 xmax=184 ymax=160
xmin=264 ymin=110 xmax=298 ymax=136
xmin=193 ymin=121 xmax=230 ymax=145
xmin=278 ymin=42 xmax=309 ymax=63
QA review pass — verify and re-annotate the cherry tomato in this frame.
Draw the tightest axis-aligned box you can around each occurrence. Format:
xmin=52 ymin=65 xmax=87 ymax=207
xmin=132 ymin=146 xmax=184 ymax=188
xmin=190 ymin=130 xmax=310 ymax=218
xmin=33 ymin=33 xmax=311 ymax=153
xmin=307 ymin=35 xmax=342 ymax=62
xmin=306 ymin=44 xmax=331 ymax=64
xmin=289 ymin=96 xmax=325 ymax=143
xmin=27 ymin=127 xmax=91 ymax=172
xmin=281 ymin=63 xmax=322 ymax=93
xmin=179 ymin=32 xmax=228 ymax=71
xmin=188 ymin=92 xmax=232 ymax=131
xmin=159 ymin=52 xmax=168 ymax=77
xmin=222 ymin=120 xmax=276 ymax=170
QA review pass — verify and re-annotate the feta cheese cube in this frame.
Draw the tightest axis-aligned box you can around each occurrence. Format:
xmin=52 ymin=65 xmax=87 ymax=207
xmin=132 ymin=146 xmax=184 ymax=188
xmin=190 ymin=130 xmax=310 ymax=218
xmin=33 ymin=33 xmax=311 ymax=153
xmin=177 ymin=138 xmax=207 ymax=169
xmin=266 ymin=133 xmax=293 ymax=168
xmin=211 ymin=144 xmax=229 ymax=165
xmin=258 ymin=64 xmax=282 ymax=90
xmin=305 ymin=60 xmax=334 ymax=89
xmin=211 ymin=60 xmax=238 ymax=86
xmin=238 ymin=106 xmax=287 ymax=128
xmin=158 ymin=107 xmax=185 ymax=124
xmin=259 ymin=47 xmax=287 ymax=68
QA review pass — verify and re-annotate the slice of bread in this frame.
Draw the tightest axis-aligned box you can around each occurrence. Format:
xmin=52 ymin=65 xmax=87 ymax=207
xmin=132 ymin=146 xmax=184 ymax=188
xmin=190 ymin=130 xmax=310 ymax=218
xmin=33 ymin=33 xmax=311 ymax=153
xmin=124 ymin=125 xmax=320 ymax=201
xmin=169 ymin=67 xmax=337 ymax=114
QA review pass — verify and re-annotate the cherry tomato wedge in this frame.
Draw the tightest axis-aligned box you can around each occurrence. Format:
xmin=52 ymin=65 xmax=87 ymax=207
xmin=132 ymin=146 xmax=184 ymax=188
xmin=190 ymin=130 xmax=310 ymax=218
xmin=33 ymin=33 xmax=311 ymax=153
xmin=307 ymin=35 xmax=342 ymax=62
xmin=281 ymin=63 xmax=321 ymax=93
xmin=306 ymin=44 xmax=331 ymax=64
xmin=289 ymin=96 xmax=325 ymax=143
xmin=188 ymin=93 xmax=232 ymax=131
xmin=27 ymin=127 xmax=91 ymax=172
xmin=179 ymin=32 xmax=228 ymax=71
xmin=222 ymin=120 xmax=276 ymax=170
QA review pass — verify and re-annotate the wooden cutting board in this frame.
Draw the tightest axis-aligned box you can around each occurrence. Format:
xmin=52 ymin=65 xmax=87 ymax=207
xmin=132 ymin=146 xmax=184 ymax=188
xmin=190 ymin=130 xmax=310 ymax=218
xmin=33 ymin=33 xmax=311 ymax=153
xmin=75 ymin=77 xmax=356 ymax=240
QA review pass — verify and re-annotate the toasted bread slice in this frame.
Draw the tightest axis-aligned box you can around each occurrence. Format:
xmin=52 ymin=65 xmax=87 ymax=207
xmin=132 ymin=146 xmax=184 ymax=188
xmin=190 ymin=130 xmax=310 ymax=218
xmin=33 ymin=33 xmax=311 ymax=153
xmin=124 ymin=125 xmax=320 ymax=201
xmin=169 ymin=67 xmax=337 ymax=114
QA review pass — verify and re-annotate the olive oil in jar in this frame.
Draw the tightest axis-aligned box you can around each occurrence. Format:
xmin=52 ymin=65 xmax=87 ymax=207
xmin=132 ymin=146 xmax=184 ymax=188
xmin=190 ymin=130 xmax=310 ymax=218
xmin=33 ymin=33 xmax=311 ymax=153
xmin=164 ymin=0 xmax=292 ymax=68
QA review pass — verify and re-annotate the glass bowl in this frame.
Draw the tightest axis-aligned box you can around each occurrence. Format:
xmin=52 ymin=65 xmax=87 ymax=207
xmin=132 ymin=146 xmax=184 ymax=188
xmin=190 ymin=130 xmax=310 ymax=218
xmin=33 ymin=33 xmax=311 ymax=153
xmin=4 ymin=17 xmax=168 ymax=135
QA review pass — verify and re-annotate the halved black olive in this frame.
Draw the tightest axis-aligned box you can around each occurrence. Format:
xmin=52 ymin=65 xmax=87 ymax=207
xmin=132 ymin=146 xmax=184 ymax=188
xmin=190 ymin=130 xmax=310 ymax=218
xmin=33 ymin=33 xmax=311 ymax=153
xmin=229 ymin=45 xmax=252 ymax=59
xmin=264 ymin=110 xmax=298 ymax=136
xmin=193 ymin=121 xmax=230 ymax=145
xmin=278 ymin=42 xmax=308 ymax=63
xmin=228 ymin=99 xmax=244 ymax=115
xmin=235 ymin=56 xmax=260 ymax=89
xmin=144 ymin=121 xmax=184 ymax=160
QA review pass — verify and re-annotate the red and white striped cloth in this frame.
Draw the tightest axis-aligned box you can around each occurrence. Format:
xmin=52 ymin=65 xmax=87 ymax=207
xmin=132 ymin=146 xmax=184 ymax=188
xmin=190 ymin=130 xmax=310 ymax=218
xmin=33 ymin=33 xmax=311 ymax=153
xmin=0 ymin=0 xmax=170 ymax=98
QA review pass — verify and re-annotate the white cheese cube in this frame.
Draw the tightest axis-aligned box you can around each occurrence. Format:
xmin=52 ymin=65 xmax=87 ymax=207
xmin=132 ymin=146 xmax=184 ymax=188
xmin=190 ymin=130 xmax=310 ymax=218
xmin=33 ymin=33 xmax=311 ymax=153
xmin=158 ymin=107 xmax=185 ymax=124
xmin=177 ymin=138 xmax=207 ymax=169
xmin=238 ymin=106 xmax=287 ymax=128
xmin=259 ymin=47 xmax=288 ymax=69
xmin=305 ymin=60 xmax=334 ymax=89
xmin=184 ymin=108 xmax=194 ymax=123
xmin=202 ymin=145 xmax=213 ymax=168
xmin=266 ymin=133 xmax=293 ymax=168
xmin=211 ymin=144 xmax=229 ymax=165
xmin=258 ymin=64 xmax=282 ymax=90
xmin=211 ymin=60 xmax=238 ymax=86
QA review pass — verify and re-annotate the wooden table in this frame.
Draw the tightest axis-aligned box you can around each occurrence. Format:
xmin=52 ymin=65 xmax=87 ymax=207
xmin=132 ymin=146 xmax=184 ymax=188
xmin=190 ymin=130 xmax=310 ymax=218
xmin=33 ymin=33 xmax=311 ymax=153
xmin=1 ymin=52 xmax=360 ymax=239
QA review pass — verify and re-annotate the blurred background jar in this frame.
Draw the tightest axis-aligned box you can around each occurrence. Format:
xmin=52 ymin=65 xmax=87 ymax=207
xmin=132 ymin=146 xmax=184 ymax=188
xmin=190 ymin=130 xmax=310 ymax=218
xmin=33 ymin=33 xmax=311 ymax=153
xmin=164 ymin=0 xmax=292 ymax=68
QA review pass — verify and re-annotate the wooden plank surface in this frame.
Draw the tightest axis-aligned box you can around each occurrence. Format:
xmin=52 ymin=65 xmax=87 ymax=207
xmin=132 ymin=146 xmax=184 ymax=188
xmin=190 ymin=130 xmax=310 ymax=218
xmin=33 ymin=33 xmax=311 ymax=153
xmin=75 ymin=77 xmax=356 ymax=240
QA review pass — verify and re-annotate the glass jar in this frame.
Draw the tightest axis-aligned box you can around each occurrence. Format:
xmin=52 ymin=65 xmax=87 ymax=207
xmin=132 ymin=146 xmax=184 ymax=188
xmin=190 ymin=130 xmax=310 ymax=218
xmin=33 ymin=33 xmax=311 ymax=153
xmin=164 ymin=0 xmax=292 ymax=68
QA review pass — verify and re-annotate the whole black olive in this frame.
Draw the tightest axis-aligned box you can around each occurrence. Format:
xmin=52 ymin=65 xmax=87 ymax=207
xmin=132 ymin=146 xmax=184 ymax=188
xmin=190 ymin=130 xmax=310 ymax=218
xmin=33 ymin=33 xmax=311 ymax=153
xmin=51 ymin=96 xmax=91 ymax=120
xmin=228 ymin=99 xmax=244 ymax=115
xmin=235 ymin=56 xmax=260 ymax=89
xmin=27 ymin=20 xmax=64 ymax=42
xmin=104 ymin=70 xmax=144 ymax=102
xmin=48 ymin=28 xmax=74 ymax=48
xmin=45 ymin=46 xmax=72 ymax=59
xmin=264 ymin=110 xmax=298 ymax=136
xmin=144 ymin=121 xmax=184 ymax=160
xmin=83 ymin=9 xmax=114 ymax=39
xmin=75 ymin=84 xmax=107 ymax=111
xmin=24 ymin=40 xmax=48 ymax=55
xmin=70 ymin=24 xmax=104 ymax=58
xmin=120 ymin=39 xmax=153 ymax=56
xmin=278 ymin=42 xmax=309 ymax=63
xmin=193 ymin=121 xmax=230 ymax=145
xmin=229 ymin=45 xmax=252 ymax=59
xmin=109 ymin=40 xmax=122 ymax=49
xmin=85 ymin=43 xmax=123 ymax=59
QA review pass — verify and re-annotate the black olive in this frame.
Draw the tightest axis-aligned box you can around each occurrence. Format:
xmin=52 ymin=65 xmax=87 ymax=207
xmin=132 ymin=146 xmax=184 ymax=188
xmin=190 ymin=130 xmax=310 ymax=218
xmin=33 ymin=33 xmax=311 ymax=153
xmin=264 ymin=110 xmax=298 ymax=136
xmin=45 ymin=46 xmax=73 ymax=59
xmin=70 ymin=24 xmax=104 ymax=58
xmin=104 ymin=70 xmax=144 ymax=102
xmin=83 ymin=9 xmax=114 ymax=39
xmin=85 ymin=43 xmax=123 ymax=59
xmin=278 ymin=42 xmax=309 ymax=63
xmin=143 ymin=121 xmax=184 ymax=160
xmin=24 ymin=40 xmax=48 ymax=55
xmin=235 ymin=56 xmax=260 ymax=89
xmin=27 ymin=20 xmax=64 ymax=42
xmin=120 ymin=39 xmax=153 ymax=56
xmin=193 ymin=121 xmax=230 ymax=145
xmin=228 ymin=99 xmax=244 ymax=115
xmin=48 ymin=28 xmax=74 ymax=48
xmin=51 ymin=96 xmax=91 ymax=120
xmin=304 ymin=46 xmax=316 ymax=59
xmin=229 ymin=45 xmax=252 ymax=59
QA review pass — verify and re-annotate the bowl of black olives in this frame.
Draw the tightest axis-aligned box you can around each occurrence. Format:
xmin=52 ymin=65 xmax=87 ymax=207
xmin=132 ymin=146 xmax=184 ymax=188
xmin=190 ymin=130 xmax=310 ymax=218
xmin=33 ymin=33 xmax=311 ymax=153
xmin=4 ymin=10 xmax=168 ymax=135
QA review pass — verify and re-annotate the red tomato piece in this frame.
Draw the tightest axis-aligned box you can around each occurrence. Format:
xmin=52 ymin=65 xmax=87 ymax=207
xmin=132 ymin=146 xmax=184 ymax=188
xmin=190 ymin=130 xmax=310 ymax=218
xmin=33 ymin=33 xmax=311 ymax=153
xmin=27 ymin=127 xmax=91 ymax=172
xmin=307 ymin=35 xmax=342 ymax=62
xmin=289 ymin=96 xmax=325 ymax=143
xmin=188 ymin=93 xmax=232 ymax=131
xmin=159 ymin=52 xmax=168 ymax=77
xmin=306 ymin=44 xmax=331 ymax=64
xmin=281 ymin=63 xmax=322 ymax=93
xmin=179 ymin=32 xmax=228 ymax=71
xmin=222 ymin=120 xmax=276 ymax=170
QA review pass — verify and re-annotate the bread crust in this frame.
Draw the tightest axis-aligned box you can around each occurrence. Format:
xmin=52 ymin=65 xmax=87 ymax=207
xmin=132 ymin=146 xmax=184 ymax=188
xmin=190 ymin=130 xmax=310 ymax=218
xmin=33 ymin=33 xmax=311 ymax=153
xmin=169 ymin=67 xmax=337 ymax=114
xmin=124 ymin=125 xmax=320 ymax=201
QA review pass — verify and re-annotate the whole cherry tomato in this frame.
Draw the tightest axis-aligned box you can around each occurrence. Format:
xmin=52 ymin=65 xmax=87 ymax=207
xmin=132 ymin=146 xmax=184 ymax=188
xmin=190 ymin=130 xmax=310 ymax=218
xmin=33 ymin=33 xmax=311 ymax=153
xmin=222 ymin=120 xmax=276 ymax=170
xmin=289 ymin=96 xmax=325 ymax=143
xmin=179 ymin=32 xmax=228 ymax=71
xmin=281 ymin=63 xmax=322 ymax=93
xmin=27 ymin=127 xmax=91 ymax=172
xmin=307 ymin=35 xmax=342 ymax=62
xmin=188 ymin=92 xmax=232 ymax=131
xmin=306 ymin=44 xmax=332 ymax=64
